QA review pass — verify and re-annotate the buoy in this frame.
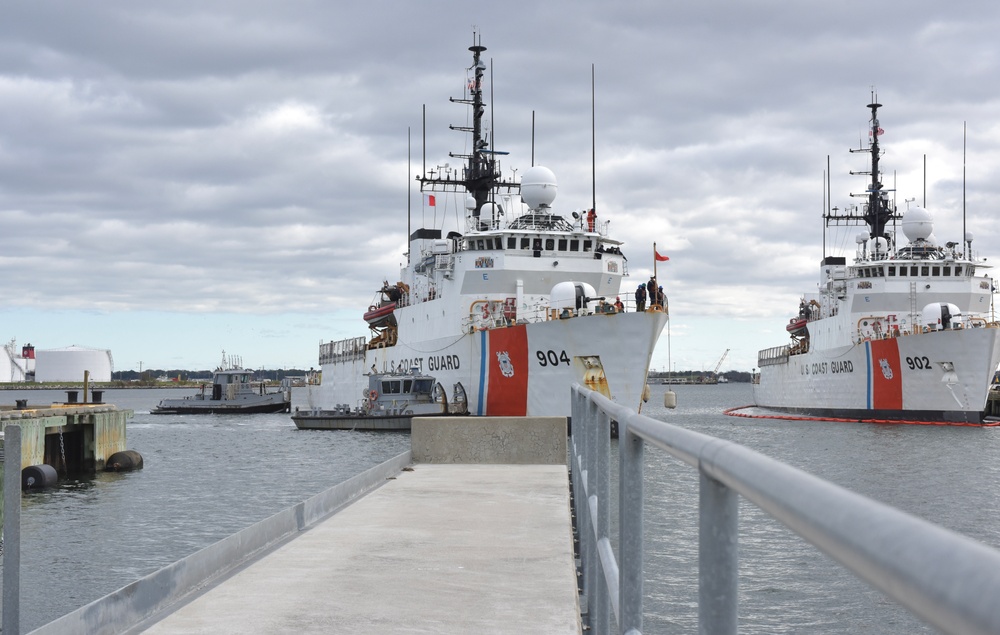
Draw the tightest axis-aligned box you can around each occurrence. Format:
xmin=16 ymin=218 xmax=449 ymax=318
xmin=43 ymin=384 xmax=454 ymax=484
xmin=642 ymin=383 xmax=651 ymax=403
xmin=105 ymin=450 xmax=145 ymax=472
xmin=22 ymin=464 xmax=58 ymax=490
xmin=664 ymin=390 xmax=677 ymax=409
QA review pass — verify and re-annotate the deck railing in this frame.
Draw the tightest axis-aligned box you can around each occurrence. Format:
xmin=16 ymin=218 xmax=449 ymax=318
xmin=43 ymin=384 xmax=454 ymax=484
xmin=570 ymin=384 xmax=1000 ymax=635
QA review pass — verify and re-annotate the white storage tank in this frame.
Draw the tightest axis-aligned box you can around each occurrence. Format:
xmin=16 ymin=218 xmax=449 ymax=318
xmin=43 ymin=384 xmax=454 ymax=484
xmin=35 ymin=345 xmax=114 ymax=383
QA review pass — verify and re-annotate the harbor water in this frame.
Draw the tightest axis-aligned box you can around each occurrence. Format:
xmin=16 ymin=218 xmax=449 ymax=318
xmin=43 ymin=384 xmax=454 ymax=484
xmin=3 ymin=384 xmax=1000 ymax=633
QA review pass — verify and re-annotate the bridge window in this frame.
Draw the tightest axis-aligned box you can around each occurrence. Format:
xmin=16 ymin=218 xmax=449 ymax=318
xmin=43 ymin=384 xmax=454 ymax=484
xmin=570 ymin=239 xmax=580 ymax=252
xmin=898 ymin=267 xmax=907 ymax=277
xmin=583 ymin=240 xmax=592 ymax=252
xmin=521 ymin=238 xmax=530 ymax=249
xmin=932 ymin=266 xmax=940 ymax=276
xmin=921 ymin=266 xmax=929 ymax=276
xmin=507 ymin=237 xmax=516 ymax=249
xmin=545 ymin=238 xmax=555 ymax=250
xmin=943 ymin=267 xmax=951 ymax=276
xmin=559 ymin=239 xmax=567 ymax=251
xmin=888 ymin=266 xmax=896 ymax=276
xmin=381 ymin=380 xmax=401 ymax=394
xmin=911 ymin=266 xmax=918 ymax=276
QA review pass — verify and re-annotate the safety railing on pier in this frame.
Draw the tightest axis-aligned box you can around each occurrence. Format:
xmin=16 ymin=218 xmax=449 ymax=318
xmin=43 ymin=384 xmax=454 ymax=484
xmin=570 ymin=384 xmax=1000 ymax=635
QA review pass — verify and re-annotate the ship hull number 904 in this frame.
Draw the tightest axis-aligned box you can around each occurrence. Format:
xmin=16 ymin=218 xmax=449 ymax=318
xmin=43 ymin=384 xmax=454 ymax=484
xmin=536 ymin=349 xmax=571 ymax=367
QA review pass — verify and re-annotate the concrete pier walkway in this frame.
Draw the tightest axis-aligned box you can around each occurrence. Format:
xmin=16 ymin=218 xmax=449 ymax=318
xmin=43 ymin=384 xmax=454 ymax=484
xmin=112 ymin=416 xmax=581 ymax=634
xmin=138 ymin=463 xmax=579 ymax=634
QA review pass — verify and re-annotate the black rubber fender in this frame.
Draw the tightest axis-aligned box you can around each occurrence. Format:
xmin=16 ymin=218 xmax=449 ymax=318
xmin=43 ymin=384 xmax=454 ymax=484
xmin=22 ymin=464 xmax=58 ymax=490
xmin=105 ymin=450 xmax=144 ymax=472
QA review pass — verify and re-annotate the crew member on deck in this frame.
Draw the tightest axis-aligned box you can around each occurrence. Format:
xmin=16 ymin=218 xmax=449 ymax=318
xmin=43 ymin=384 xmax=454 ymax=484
xmin=635 ymin=283 xmax=646 ymax=312
xmin=614 ymin=296 xmax=625 ymax=312
xmin=587 ymin=208 xmax=597 ymax=232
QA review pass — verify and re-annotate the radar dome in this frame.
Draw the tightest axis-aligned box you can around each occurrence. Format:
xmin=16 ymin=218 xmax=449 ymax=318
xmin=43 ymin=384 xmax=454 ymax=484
xmin=902 ymin=206 xmax=933 ymax=243
xmin=521 ymin=166 xmax=558 ymax=210
xmin=870 ymin=236 xmax=890 ymax=256
xmin=855 ymin=231 xmax=870 ymax=245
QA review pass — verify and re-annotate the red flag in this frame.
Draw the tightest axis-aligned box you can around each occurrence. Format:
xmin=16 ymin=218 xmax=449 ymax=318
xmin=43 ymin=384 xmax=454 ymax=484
xmin=425 ymin=194 xmax=436 ymax=207
xmin=654 ymin=249 xmax=669 ymax=262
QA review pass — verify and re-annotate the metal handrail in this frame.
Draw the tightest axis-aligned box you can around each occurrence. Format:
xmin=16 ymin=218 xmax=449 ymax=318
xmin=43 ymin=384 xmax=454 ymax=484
xmin=570 ymin=384 xmax=1000 ymax=635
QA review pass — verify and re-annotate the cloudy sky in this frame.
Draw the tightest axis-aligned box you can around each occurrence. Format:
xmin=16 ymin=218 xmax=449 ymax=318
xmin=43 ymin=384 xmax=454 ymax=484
xmin=2 ymin=1 xmax=999 ymax=374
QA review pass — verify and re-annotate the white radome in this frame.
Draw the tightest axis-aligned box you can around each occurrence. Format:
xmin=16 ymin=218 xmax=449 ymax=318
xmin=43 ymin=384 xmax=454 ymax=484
xmin=902 ymin=206 xmax=933 ymax=242
xmin=520 ymin=166 xmax=558 ymax=209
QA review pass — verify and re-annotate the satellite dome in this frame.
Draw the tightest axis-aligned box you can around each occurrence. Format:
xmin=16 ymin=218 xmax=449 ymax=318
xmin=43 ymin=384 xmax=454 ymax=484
xmin=465 ymin=196 xmax=477 ymax=211
xmin=902 ymin=206 xmax=933 ymax=243
xmin=855 ymin=231 xmax=870 ymax=245
xmin=521 ymin=166 xmax=558 ymax=210
xmin=870 ymin=236 xmax=890 ymax=256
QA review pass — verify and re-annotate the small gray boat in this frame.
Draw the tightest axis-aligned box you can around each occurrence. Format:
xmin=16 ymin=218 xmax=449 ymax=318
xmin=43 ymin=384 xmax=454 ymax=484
xmin=292 ymin=370 xmax=466 ymax=431
xmin=152 ymin=355 xmax=291 ymax=415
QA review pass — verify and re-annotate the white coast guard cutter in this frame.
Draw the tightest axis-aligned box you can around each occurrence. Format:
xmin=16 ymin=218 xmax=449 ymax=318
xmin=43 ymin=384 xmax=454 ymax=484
xmin=754 ymin=98 xmax=1000 ymax=422
xmin=312 ymin=36 xmax=667 ymax=417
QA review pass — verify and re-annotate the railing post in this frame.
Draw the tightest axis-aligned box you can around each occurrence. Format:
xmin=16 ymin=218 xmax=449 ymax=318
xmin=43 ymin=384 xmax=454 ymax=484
xmin=570 ymin=388 xmax=585 ymax=612
xmin=569 ymin=389 xmax=584 ymax=605
xmin=583 ymin=397 xmax=599 ymax=631
xmin=699 ymin=470 xmax=738 ymax=635
xmin=619 ymin=420 xmax=643 ymax=635
xmin=591 ymin=405 xmax=611 ymax=634
xmin=4 ymin=424 xmax=22 ymax=635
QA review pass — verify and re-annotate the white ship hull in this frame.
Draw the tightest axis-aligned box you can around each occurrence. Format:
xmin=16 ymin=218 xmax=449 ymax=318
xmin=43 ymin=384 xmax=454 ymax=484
xmin=755 ymin=326 xmax=1000 ymax=422
xmin=317 ymin=310 xmax=667 ymax=417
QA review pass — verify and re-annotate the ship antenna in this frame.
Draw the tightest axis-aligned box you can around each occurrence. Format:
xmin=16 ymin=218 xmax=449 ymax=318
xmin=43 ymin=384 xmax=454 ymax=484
xmin=963 ymin=121 xmax=968 ymax=257
xmin=591 ymin=64 xmax=597 ymax=216
xmin=823 ymin=155 xmax=830 ymax=258
xmin=531 ymin=110 xmax=535 ymax=167
xmin=421 ymin=104 xmax=426 ymax=192
xmin=407 ymin=126 xmax=412 ymax=264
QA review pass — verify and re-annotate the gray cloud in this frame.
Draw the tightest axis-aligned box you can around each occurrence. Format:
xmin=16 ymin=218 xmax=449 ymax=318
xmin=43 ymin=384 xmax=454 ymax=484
xmin=2 ymin=1 xmax=999 ymax=370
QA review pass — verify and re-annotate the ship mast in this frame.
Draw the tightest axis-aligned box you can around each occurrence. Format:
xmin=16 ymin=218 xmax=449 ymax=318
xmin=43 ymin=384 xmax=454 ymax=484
xmin=826 ymin=95 xmax=900 ymax=252
xmin=417 ymin=33 xmax=519 ymax=223
xmin=861 ymin=100 xmax=893 ymax=242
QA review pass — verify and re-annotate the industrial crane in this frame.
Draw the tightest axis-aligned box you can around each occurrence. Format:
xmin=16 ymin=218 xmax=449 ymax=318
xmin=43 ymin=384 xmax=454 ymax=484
xmin=712 ymin=349 xmax=730 ymax=376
